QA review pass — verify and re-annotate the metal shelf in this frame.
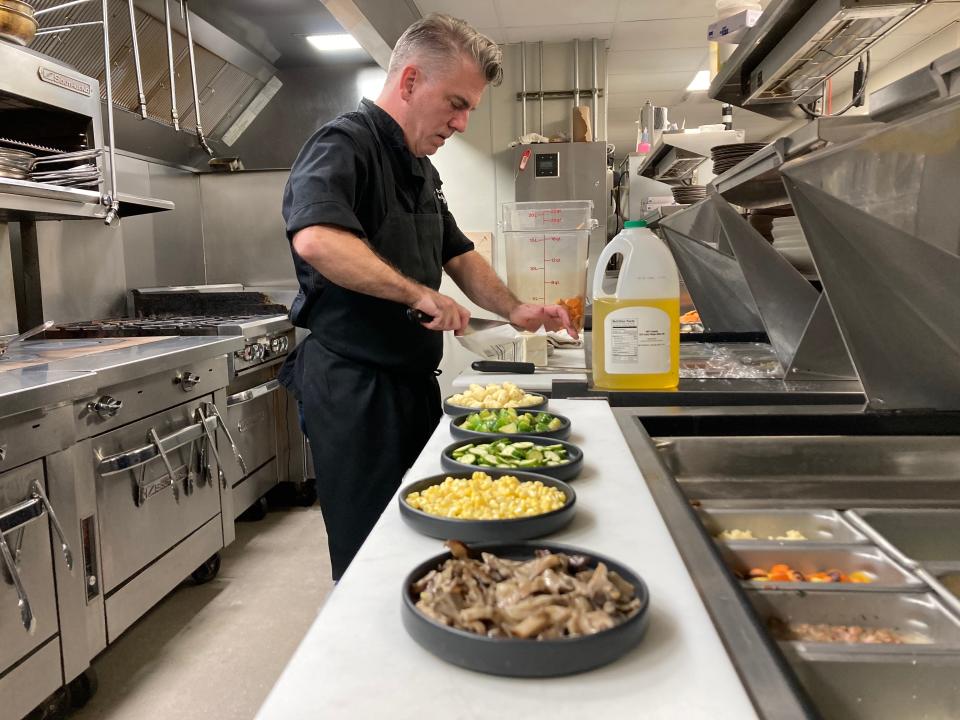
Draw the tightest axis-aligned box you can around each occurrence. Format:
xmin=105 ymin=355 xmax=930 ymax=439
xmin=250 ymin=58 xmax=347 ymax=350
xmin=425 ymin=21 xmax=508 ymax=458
xmin=0 ymin=177 xmax=174 ymax=222
xmin=708 ymin=117 xmax=878 ymax=209
xmin=636 ymin=129 xmax=745 ymax=180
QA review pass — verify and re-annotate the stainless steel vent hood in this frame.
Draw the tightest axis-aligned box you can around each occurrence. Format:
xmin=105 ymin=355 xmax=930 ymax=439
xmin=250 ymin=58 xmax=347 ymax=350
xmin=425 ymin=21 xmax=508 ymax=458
xmin=30 ymin=0 xmax=280 ymax=147
xmin=710 ymin=0 xmax=929 ymax=118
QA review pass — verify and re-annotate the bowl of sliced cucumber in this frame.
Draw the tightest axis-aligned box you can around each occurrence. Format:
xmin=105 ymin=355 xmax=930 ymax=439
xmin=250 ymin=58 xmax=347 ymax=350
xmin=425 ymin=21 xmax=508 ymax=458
xmin=450 ymin=408 xmax=571 ymax=441
xmin=440 ymin=435 xmax=583 ymax=482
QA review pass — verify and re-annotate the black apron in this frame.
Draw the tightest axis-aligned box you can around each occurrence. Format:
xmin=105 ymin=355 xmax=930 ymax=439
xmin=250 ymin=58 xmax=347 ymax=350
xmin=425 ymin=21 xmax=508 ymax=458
xmin=287 ymin=110 xmax=444 ymax=580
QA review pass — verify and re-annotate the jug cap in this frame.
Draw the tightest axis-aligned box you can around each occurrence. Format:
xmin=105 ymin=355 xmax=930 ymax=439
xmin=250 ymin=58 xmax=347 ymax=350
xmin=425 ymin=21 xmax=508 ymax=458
xmin=623 ymin=220 xmax=647 ymax=228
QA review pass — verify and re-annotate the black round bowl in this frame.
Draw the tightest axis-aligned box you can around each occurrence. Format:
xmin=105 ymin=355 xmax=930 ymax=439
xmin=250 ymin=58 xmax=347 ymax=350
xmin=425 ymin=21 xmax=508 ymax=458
xmin=398 ymin=471 xmax=576 ymax=542
xmin=449 ymin=410 xmax=572 ymax=441
xmin=442 ymin=392 xmax=547 ymax=416
xmin=440 ymin=435 xmax=584 ymax=482
xmin=401 ymin=542 xmax=650 ymax=677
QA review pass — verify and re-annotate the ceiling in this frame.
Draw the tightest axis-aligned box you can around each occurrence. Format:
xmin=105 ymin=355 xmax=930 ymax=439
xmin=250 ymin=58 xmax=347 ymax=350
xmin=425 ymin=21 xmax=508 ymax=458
xmin=414 ymin=0 xmax=960 ymax=158
xmin=178 ymin=0 xmax=960 ymax=160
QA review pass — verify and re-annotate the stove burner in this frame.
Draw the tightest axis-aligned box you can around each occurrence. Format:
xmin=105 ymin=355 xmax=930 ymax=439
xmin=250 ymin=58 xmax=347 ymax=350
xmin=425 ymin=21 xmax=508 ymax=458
xmin=45 ymin=315 xmax=283 ymax=339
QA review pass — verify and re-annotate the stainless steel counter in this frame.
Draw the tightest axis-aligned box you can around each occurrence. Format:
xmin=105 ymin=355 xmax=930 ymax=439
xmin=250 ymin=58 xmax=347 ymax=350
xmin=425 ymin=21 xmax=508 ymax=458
xmin=614 ymin=403 xmax=960 ymax=720
xmin=554 ymin=377 xmax=865 ymax=407
xmin=13 ymin=336 xmax=244 ymax=387
xmin=0 ymin=368 xmax=97 ymax=419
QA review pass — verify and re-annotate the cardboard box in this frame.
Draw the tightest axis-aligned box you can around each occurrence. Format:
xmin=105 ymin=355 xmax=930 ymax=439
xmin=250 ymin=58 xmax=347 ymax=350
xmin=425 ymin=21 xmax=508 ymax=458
xmin=572 ymin=106 xmax=592 ymax=142
xmin=708 ymin=9 xmax=762 ymax=44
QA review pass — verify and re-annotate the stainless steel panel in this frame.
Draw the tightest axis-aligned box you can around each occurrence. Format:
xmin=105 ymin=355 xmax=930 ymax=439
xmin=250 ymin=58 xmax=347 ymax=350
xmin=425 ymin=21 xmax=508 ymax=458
xmin=231 ymin=458 xmax=277 ymax=519
xmin=0 ymin=404 xmax=75 ymax=473
xmin=225 ymin=377 xmax=279 ymax=483
xmin=846 ymin=509 xmax=960 ymax=566
xmin=749 ymin=590 xmax=960 ymax=651
xmin=656 ymin=435 xmax=960 ymax=506
xmin=94 ymin=397 xmax=221 ymax=592
xmin=0 ymin=461 xmax=59 ymax=674
xmin=0 ymin=224 xmax=15 ymax=336
xmin=513 ymin=142 xmax=608 ymax=295
xmin=47 ymin=445 xmax=105 ymax=683
xmin=104 ymin=514 xmax=221 ymax=643
xmin=719 ymin=545 xmax=923 ymax=592
xmin=75 ymin=356 xmax=229 ymax=439
xmin=0 ymin=638 xmax=62 ymax=720
xmin=701 ymin=508 xmax=867 ymax=545
xmin=786 ymin=651 xmax=960 ymax=720
xmin=197 ymin=171 xmax=294 ymax=287
xmin=782 ymin=98 xmax=960 ymax=411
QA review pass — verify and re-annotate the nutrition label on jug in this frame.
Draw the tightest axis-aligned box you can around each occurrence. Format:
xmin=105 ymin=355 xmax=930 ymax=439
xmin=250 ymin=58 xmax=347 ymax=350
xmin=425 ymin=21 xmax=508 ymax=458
xmin=605 ymin=307 xmax=670 ymax=373
xmin=610 ymin=319 xmax=640 ymax=359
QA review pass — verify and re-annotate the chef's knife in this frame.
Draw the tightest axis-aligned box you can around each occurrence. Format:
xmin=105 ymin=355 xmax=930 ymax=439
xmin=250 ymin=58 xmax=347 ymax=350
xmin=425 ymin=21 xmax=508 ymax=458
xmin=405 ymin=309 xmax=508 ymax=335
xmin=471 ymin=360 xmax=587 ymax=374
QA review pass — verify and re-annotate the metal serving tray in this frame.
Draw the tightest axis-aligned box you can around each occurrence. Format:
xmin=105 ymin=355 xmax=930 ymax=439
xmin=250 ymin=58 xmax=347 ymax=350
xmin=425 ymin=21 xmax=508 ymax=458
xmin=655 ymin=435 xmax=960 ymax=506
xmin=845 ymin=509 xmax=960 ymax=568
xmin=719 ymin=545 xmax=924 ymax=592
xmin=748 ymin=590 xmax=960 ymax=653
xmin=784 ymin=649 xmax=960 ymax=720
xmin=700 ymin=508 xmax=868 ymax=545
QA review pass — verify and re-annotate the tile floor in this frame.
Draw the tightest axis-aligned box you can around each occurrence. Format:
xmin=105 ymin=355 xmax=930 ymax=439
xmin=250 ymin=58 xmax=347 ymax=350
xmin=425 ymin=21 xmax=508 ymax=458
xmin=71 ymin=504 xmax=333 ymax=720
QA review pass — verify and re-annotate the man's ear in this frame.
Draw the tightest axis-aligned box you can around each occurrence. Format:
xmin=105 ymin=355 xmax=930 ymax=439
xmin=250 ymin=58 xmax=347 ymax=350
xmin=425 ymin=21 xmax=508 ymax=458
xmin=399 ymin=65 xmax=419 ymax=101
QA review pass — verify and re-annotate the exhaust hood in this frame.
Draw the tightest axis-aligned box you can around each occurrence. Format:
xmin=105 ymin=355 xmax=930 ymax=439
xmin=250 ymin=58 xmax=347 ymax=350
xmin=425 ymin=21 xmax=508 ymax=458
xmin=30 ymin=0 xmax=280 ymax=146
xmin=710 ymin=0 xmax=929 ymax=118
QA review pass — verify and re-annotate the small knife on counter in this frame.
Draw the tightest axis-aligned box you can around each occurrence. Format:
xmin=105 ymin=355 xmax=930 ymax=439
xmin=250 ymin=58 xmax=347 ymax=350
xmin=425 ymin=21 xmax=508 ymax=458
xmin=471 ymin=360 xmax=588 ymax=374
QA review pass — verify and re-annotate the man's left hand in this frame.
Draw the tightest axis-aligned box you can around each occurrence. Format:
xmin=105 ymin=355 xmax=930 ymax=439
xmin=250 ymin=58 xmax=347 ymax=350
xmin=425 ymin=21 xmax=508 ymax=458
xmin=508 ymin=303 xmax=580 ymax=340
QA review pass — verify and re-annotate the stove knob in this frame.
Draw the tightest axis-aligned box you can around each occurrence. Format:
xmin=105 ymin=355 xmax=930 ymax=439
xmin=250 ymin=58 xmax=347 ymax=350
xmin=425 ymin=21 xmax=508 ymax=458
xmin=252 ymin=343 xmax=266 ymax=361
xmin=87 ymin=395 xmax=123 ymax=419
xmin=237 ymin=345 xmax=255 ymax=362
xmin=177 ymin=371 xmax=201 ymax=392
xmin=270 ymin=337 xmax=283 ymax=354
xmin=279 ymin=336 xmax=289 ymax=353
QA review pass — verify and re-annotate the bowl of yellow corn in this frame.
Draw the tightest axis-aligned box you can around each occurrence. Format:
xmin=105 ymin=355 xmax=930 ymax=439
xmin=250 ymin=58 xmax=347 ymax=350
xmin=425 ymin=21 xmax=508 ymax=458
xmin=398 ymin=470 xmax=576 ymax=542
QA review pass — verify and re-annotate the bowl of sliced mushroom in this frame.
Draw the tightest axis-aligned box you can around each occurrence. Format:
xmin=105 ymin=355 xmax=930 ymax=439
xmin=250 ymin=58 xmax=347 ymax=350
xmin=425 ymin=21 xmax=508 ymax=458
xmin=401 ymin=540 xmax=650 ymax=677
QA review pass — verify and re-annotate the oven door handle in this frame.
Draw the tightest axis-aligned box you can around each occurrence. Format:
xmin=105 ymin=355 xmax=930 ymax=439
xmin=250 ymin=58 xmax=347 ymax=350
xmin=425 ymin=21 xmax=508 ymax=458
xmin=227 ymin=379 xmax=281 ymax=407
xmin=0 ymin=530 xmax=35 ymax=633
xmin=0 ymin=482 xmax=73 ymax=572
xmin=97 ymin=415 xmax=218 ymax=476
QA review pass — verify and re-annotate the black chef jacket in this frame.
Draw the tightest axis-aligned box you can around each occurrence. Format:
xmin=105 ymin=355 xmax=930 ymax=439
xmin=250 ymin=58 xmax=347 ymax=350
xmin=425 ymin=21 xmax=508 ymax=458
xmin=281 ymin=98 xmax=474 ymax=374
xmin=279 ymin=99 xmax=475 ymax=580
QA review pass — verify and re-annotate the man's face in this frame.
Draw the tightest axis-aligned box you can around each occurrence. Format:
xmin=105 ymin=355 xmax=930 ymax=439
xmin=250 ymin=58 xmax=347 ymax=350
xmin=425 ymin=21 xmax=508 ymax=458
xmin=403 ymin=55 xmax=487 ymax=156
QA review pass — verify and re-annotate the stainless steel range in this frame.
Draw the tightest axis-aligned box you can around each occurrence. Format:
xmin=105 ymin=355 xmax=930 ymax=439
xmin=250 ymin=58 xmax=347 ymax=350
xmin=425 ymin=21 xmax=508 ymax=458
xmin=45 ymin=310 xmax=301 ymax=519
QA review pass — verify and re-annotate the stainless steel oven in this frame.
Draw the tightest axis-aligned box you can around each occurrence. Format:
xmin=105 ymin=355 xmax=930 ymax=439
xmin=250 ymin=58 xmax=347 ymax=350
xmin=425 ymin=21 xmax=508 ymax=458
xmin=0 ymin=412 xmax=75 ymax=720
xmin=224 ymin=367 xmax=281 ymax=519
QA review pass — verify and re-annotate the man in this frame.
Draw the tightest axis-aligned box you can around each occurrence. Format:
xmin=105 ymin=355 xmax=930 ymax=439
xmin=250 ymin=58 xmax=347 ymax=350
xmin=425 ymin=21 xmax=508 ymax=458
xmin=280 ymin=13 xmax=575 ymax=580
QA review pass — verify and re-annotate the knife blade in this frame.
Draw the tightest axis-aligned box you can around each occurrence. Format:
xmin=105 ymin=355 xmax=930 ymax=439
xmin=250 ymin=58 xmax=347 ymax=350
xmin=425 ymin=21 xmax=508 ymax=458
xmin=471 ymin=360 xmax=588 ymax=374
xmin=405 ymin=309 xmax=509 ymax=335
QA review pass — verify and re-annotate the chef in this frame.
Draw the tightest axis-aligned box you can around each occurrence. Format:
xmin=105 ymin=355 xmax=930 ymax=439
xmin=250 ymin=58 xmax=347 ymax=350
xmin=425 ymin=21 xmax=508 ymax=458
xmin=280 ymin=13 xmax=576 ymax=580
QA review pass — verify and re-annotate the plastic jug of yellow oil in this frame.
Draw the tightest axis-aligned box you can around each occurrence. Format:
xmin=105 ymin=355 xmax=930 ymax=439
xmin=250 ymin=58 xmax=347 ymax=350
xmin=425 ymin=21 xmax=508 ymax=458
xmin=591 ymin=220 xmax=680 ymax=390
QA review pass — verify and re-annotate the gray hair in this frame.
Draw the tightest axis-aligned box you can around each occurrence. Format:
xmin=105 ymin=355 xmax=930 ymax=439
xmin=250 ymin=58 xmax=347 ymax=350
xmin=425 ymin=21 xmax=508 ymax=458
xmin=388 ymin=13 xmax=503 ymax=86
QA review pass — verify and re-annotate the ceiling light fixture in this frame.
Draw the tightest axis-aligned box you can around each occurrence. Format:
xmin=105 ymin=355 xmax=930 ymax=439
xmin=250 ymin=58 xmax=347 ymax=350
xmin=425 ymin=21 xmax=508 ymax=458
xmin=307 ymin=34 xmax=361 ymax=52
xmin=686 ymin=70 xmax=711 ymax=92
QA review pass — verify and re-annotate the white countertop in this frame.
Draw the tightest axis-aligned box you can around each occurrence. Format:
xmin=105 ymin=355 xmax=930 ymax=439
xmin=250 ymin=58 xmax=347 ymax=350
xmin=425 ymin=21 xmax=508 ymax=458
xmin=255 ymin=399 xmax=757 ymax=720
xmin=452 ymin=348 xmax=588 ymax=392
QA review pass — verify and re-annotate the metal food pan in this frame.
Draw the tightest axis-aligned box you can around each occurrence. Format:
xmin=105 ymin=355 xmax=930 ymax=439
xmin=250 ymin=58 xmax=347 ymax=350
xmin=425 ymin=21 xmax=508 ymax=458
xmin=783 ymin=649 xmax=960 ymax=720
xmin=719 ymin=545 xmax=924 ymax=592
xmin=700 ymin=508 xmax=868 ymax=545
xmin=747 ymin=590 xmax=960 ymax=652
xmin=917 ymin=566 xmax=960 ymax=619
xmin=845 ymin=509 xmax=960 ymax=567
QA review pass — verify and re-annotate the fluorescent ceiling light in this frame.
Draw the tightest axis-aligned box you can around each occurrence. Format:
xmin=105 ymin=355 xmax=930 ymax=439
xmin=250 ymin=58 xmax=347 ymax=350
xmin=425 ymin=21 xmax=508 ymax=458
xmin=686 ymin=70 xmax=711 ymax=92
xmin=307 ymin=34 xmax=361 ymax=52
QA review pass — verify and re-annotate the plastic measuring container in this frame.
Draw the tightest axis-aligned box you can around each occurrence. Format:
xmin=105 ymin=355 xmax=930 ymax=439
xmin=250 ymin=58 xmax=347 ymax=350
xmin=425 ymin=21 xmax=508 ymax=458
xmin=501 ymin=201 xmax=598 ymax=331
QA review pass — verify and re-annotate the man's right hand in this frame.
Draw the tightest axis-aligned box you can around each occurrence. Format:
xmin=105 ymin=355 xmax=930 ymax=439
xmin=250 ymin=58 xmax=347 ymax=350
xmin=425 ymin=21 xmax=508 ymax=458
xmin=412 ymin=288 xmax=470 ymax=333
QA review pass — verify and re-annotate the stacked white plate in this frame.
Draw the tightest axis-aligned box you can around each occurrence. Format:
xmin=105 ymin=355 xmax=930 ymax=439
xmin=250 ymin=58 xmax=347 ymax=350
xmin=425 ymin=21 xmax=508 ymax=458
xmin=771 ymin=217 xmax=815 ymax=275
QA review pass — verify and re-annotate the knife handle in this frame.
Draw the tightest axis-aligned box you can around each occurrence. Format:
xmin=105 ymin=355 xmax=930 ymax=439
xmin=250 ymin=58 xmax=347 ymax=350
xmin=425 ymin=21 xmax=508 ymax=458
xmin=471 ymin=360 xmax=536 ymax=374
xmin=406 ymin=308 xmax=434 ymax=325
